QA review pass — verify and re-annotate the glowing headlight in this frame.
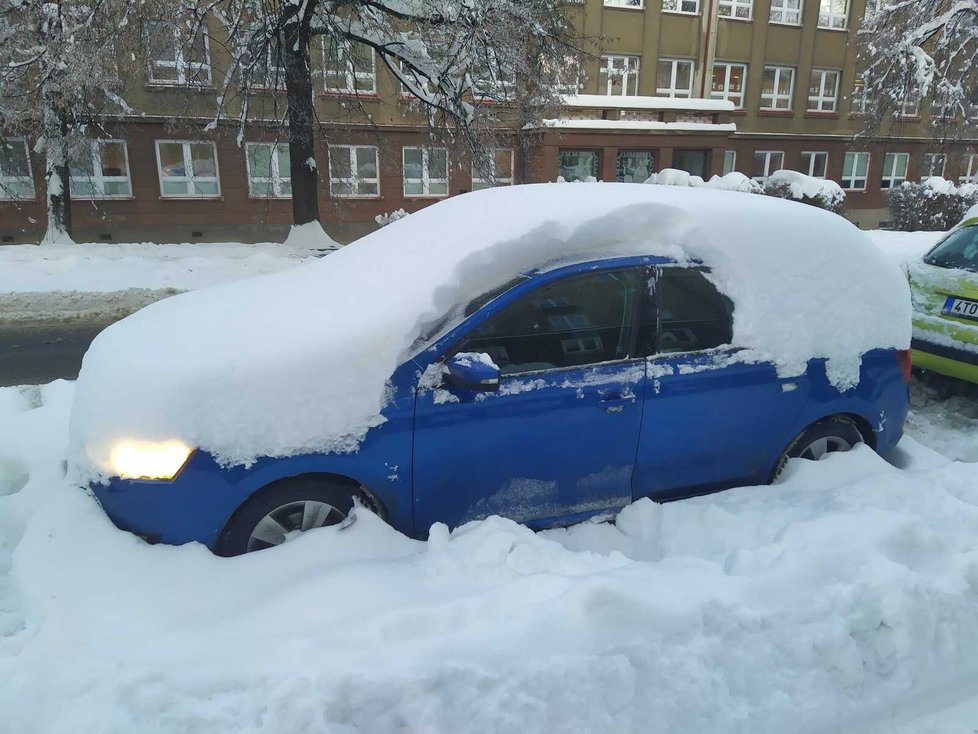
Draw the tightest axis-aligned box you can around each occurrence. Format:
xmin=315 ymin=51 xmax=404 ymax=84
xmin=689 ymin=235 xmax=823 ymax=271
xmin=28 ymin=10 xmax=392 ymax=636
xmin=108 ymin=440 xmax=193 ymax=480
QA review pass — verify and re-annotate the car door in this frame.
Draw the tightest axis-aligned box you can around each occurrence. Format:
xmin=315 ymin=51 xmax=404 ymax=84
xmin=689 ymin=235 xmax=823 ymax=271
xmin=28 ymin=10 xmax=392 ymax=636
xmin=412 ymin=266 xmax=650 ymax=532
xmin=633 ymin=266 xmax=807 ymax=500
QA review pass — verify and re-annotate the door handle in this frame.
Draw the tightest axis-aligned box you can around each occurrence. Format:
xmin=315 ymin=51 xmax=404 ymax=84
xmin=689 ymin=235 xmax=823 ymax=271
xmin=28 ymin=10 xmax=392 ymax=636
xmin=597 ymin=393 xmax=637 ymax=413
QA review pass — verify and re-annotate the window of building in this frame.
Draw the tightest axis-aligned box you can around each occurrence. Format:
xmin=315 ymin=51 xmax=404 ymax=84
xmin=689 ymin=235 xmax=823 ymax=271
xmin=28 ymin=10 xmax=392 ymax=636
xmin=657 ymin=268 xmax=733 ymax=354
xmin=656 ymin=59 xmax=694 ymax=98
xmin=0 ymin=138 xmax=34 ymax=200
xmin=323 ymin=39 xmax=377 ymax=94
xmin=841 ymin=152 xmax=869 ymax=190
xmin=403 ymin=147 xmax=448 ymax=197
xmin=69 ymin=140 xmax=132 ymax=198
xmin=472 ymin=149 xmax=514 ymax=190
xmin=881 ymin=152 xmax=909 ymax=189
xmin=800 ymin=151 xmax=828 ymax=178
xmin=752 ymin=151 xmax=784 ymax=181
xmin=960 ymin=154 xmax=978 ymax=184
xmin=559 ymin=150 xmax=600 ymax=182
xmin=616 ymin=151 xmax=655 ymax=183
xmin=769 ymin=0 xmax=802 ymax=24
xmin=543 ymin=55 xmax=583 ymax=96
xmin=604 ymin=0 xmax=644 ymax=7
xmin=600 ymin=55 xmax=640 ymax=96
xmin=851 ymin=76 xmax=869 ymax=115
xmin=761 ymin=66 xmax=795 ymax=110
xmin=899 ymin=93 xmax=920 ymax=118
xmin=460 ymin=269 xmax=645 ymax=375
xmin=673 ymin=149 xmax=708 ymax=178
xmin=155 ymin=140 xmax=221 ymax=198
xmin=807 ymin=69 xmax=840 ymax=112
xmin=244 ymin=30 xmax=286 ymax=90
xmin=718 ymin=0 xmax=753 ymax=19
xmin=818 ymin=0 xmax=848 ymax=29
xmin=920 ymin=153 xmax=946 ymax=181
xmin=144 ymin=20 xmax=211 ymax=86
xmin=662 ymin=0 xmax=700 ymax=13
xmin=246 ymin=142 xmax=291 ymax=198
xmin=471 ymin=60 xmax=515 ymax=101
xmin=329 ymin=145 xmax=379 ymax=197
xmin=722 ymin=150 xmax=737 ymax=175
xmin=711 ymin=62 xmax=747 ymax=108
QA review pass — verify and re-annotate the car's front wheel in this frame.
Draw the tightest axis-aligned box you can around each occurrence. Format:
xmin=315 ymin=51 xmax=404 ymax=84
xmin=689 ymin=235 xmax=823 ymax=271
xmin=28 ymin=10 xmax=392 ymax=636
xmin=771 ymin=416 xmax=865 ymax=482
xmin=217 ymin=476 xmax=366 ymax=556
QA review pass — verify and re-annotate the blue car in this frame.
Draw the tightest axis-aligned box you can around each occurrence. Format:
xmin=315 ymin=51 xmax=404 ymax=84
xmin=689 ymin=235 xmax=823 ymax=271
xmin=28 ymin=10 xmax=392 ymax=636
xmin=89 ymin=254 xmax=911 ymax=556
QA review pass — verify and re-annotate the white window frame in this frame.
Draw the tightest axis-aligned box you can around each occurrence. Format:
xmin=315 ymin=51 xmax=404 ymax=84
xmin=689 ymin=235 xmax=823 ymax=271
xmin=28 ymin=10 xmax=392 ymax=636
xmin=154 ymin=140 xmax=221 ymax=199
xmin=770 ymin=0 xmax=803 ymax=25
xmin=817 ymin=0 xmax=849 ymax=30
xmin=402 ymin=146 xmax=449 ymax=198
xmin=600 ymin=54 xmax=641 ymax=96
xmin=800 ymin=151 xmax=828 ymax=178
xmin=899 ymin=94 xmax=920 ymax=118
xmin=752 ymin=151 xmax=784 ymax=182
xmin=472 ymin=149 xmax=514 ymax=190
xmin=722 ymin=150 xmax=737 ymax=175
xmin=69 ymin=140 xmax=132 ymax=199
xmin=761 ymin=66 xmax=795 ymax=111
xmin=851 ymin=76 xmax=869 ymax=115
xmin=245 ymin=30 xmax=286 ymax=91
xmin=881 ymin=152 xmax=909 ymax=189
xmin=604 ymin=0 xmax=644 ymax=7
xmin=920 ymin=153 xmax=947 ymax=182
xmin=657 ymin=58 xmax=694 ymax=99
xmin=661 ymin=0 xmax=700 ymax=14
xmin=960 ymin=154 xmax=978 ymax=184
xmin=718 ymin=0 xmax=753 ymax=19
xmin=841 ymin=152 xmax=870 ymax=191
xmin=323 ymin=39 xmax=377 ymax=95
xmin=808 ymin=69 xmax=840 ymax=112
xmin=329 ymin=145 xmax=380 ymax=198
xmin=144 ymin=20 xmax=212 ymax=86
xmin=0 ymin=137 xmax=35 ymax=200
xmin=245 ymin=142 xmax=291 ymax=199
xmin=711 ymin=62 xmax=747 ymax=108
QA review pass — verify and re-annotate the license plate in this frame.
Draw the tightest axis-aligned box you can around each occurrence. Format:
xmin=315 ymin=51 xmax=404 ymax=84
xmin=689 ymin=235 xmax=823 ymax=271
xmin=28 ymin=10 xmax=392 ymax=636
xmin=943 ymin=296 xmax=978 ymax=321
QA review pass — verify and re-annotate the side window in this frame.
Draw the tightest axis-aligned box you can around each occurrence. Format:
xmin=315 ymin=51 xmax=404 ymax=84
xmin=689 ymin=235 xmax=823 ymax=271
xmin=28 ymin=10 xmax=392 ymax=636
xmin=461 ymin=269 xmax=647 ymax=375
xmin=656 ymin=268 xmax=733 ymax=354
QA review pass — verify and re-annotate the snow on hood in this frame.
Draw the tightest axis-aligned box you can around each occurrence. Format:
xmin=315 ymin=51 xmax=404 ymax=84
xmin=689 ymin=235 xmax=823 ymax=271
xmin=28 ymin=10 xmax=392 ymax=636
xmin=69 ymin=183 xmax=910 ymax=477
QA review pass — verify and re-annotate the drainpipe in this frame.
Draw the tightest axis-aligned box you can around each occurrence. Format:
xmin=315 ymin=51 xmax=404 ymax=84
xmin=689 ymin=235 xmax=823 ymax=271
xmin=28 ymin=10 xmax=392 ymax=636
xmin=699 ymin=0 xmax=720 ymax=99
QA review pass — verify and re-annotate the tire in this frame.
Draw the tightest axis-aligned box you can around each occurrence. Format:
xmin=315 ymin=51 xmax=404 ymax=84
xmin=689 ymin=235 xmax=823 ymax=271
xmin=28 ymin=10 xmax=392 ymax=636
xmin=770 ymin=416 xmax=865 ymax=482
xmin=217 ymin=476 xmax=360 ymax=557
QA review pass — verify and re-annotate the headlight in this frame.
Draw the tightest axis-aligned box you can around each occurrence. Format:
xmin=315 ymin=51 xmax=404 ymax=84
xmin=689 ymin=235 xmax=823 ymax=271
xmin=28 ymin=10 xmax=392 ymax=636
xmin=108 ymin=440 xmax=193 ymax=480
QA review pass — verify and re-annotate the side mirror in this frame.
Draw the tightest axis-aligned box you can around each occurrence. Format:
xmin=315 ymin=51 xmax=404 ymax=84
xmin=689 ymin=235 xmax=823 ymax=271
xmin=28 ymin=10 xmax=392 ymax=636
xmin=445 ymin=352 xmax=500 ymax=392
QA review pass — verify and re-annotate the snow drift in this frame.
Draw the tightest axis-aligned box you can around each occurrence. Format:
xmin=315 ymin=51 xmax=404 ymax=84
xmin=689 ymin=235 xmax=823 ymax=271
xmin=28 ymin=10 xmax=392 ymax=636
xmin=69 ymin=183 xmax=910 ymax=477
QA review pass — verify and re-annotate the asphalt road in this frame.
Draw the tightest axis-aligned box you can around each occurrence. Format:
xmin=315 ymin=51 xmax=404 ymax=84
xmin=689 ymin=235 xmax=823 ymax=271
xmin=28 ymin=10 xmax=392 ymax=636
xmin=0 ymin=322 xmax=108 ymax=386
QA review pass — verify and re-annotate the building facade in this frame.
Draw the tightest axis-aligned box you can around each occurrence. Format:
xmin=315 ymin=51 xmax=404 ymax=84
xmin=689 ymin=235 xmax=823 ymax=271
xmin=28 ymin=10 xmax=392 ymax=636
xmin=1 ymin=0 xmax=974 ymax=244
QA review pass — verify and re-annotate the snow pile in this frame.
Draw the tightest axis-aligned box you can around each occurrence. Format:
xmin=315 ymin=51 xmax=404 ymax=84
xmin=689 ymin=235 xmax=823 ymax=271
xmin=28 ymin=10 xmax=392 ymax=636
xmin=643 ymin=168 xmax=705 ymax=187
xmin=282 ymin=220 xmax=340 ymax=250
xmin=375 ymin=208 xmax=409 ymax=227
xmin=69 ymin=184 xmax=910 ymax=476
xmin=700 ymin=171 xmax=763 ymax=194
xmin=7 ymin=381 xmax=978 ymax=732
xmin=766 ymin=169 xmax=846 ymax=209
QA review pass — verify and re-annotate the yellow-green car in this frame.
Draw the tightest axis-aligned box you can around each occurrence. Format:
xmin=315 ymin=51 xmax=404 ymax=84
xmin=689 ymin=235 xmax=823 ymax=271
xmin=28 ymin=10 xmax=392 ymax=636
xmin=908 ymin=220 xmax=978 ymax=384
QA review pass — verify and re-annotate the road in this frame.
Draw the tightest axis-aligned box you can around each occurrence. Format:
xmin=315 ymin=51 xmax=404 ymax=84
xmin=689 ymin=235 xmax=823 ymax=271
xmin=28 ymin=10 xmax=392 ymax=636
xmin=0 ymin=321 xmax=108 ymax=386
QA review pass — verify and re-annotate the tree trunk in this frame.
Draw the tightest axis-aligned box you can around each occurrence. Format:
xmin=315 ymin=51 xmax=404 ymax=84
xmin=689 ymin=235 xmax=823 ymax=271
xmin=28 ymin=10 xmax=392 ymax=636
xmin=283 ymin=19 xmax=319 ymax=226
xmin=41 ymin=104 xmax=74 ymax=245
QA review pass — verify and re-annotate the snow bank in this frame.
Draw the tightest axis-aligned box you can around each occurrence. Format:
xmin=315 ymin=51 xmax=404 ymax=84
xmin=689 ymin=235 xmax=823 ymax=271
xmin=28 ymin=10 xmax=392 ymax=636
xmin=7 ymin=381 xmax=978 ymax=733
xmin=767 ymin=169 xmax=845 ymax=209
xmin=69 ymin=184 xmax=910 ymax=476
xmin=700 ymin=171 xmax=763 ymax=194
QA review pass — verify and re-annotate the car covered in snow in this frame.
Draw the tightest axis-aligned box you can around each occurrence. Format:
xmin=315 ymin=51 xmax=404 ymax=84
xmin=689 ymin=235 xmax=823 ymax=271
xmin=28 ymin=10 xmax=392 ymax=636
xmin=68 ymin=184 xmax=912 ymax=555
xmin=908 ymin=218 xmax=978 ymax=384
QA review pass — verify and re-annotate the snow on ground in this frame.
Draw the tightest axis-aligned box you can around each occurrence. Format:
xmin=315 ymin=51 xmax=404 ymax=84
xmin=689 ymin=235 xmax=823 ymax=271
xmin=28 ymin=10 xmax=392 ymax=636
xmin=2 ymin=378 xmax=978 ymax=733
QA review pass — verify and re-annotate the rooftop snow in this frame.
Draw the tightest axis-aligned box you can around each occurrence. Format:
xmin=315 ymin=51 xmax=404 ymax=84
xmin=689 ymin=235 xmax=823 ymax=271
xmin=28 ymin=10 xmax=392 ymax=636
xmin=535 ymin=119 xmax=738 ymax=132
xmin=69 ymin=183 xmax=910 ymax=474
xmin=562 ymin=94 xmax=735 ymax=112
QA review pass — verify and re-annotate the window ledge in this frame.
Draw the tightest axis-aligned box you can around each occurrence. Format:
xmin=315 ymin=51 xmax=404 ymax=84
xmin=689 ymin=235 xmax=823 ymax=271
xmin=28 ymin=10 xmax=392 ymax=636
xmin=896 ymin=115 xmax=922 ymax=122
xmin=816 ymin=25 xmax=849 ymax=32
xmin=402 ymin=195 xmax=449 ymax=200
xmin=70 ymin=196 xmax=136 ymax=202
xmin=322 ymin=91 xmax=381 ymax=100
xmin=768 ymin=20 xmax=802 ymax=27
xmin=804 ymin=111 xmax=840 ymax=118
xmin=661 ymin=9 xmax=701 ymax=16
xmin=247 ymin=195 xmax=292 ymax=201
xmin=146 ymin=82 xmax=215 ymax=92
xmin=330 ymin=194 xmax=383 ymax=200
xmin=758 ymin=109 xmax=794 ymax=117
xmin=603 ymin=4 xmax=646 ymax=10
xmin=729 ymin=109 xmax=748 ymax=116
xmin=0 ymin=197 xmax=37 ymax=203
xmin=719 ymin=15 xmax=753 ymax=22
xmin=159 ymin=195 xmax=224 ymax=201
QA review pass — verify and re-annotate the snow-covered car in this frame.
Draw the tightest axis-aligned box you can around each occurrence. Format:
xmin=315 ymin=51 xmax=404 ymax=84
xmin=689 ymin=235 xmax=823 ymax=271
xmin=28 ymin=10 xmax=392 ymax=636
xmin=908 ymin=217 xmax=978 ymax=384
xmin=68 ymin=184 xmax=912 ymax=555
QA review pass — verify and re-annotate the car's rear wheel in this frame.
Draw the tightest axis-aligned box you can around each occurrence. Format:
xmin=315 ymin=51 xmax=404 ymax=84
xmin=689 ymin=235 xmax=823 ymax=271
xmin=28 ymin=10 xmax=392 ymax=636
xmin=771 ymin=417 xmax=864 ymax=482
xmin=217 ymin=476 xmax=367 ymax=557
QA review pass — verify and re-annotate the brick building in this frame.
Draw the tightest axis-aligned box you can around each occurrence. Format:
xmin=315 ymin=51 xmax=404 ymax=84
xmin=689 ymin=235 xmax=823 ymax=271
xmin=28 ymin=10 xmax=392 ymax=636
xmin=1 ymin=0 xmax=974 ymax=244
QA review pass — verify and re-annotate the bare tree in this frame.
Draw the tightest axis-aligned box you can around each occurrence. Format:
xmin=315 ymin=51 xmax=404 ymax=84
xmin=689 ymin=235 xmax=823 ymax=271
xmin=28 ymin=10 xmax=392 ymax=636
xmin=194 ymin=0 xmax=586 ymax=227
xmin=0 ymin=0 xmax=161 ymax=243
xmin=858 ymin=1 xmax=978 ymax=136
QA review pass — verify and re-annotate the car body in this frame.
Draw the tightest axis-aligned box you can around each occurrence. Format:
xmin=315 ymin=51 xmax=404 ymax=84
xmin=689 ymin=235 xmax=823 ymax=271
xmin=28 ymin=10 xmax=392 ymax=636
xmin=89 ymin=253 xmax=911 ymax=553
xmin=909 ymin=220 xmax=978 ymax=384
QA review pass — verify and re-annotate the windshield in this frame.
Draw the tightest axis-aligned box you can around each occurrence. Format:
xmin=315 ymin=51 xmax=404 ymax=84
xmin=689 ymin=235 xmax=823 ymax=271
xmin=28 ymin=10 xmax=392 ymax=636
xmin=924 ymin=226 xmax=978 ymax=273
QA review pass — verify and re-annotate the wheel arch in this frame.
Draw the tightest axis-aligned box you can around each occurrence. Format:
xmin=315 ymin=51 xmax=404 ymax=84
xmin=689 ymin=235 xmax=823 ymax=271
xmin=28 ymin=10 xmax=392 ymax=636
xmin=767 ymin=411 xmax=877 ymax=483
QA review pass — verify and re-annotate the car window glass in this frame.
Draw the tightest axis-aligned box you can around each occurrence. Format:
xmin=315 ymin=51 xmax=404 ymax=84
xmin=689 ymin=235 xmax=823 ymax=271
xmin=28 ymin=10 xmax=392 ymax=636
xmin=656 ymin=268 xmax=733 ymax=354
xmin=461 ymin=269 xmax=644 ymax=375
xmin=925 ymin=227 xmax=978 ymax=273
